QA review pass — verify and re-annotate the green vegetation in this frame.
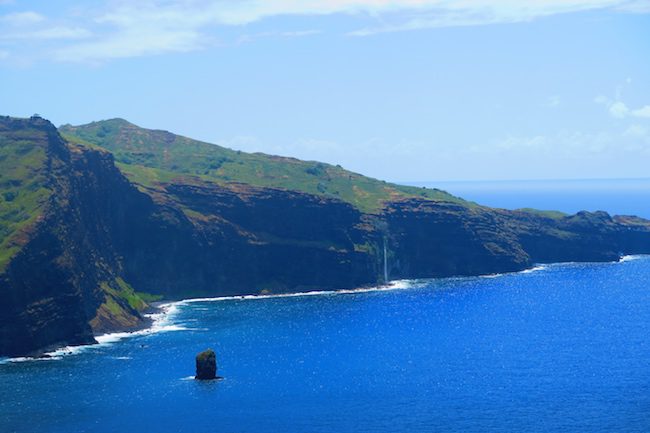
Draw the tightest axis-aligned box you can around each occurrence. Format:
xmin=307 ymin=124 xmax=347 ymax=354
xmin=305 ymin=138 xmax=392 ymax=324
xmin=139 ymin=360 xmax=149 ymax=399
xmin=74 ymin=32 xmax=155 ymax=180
xmin=61 ymin=119 xmax=466 ymax=213
xmin=517 ymin=208 xmax=568 ymax=219
xmin=0 ymin=125 xmax=52 ymax=270
xmin=135 ymin=291 xmax=164 ymax=304
xmin=92 ymin=277 xmax=159 ymax=329
xmin=102 ymin=277 xmax=151 ymax=312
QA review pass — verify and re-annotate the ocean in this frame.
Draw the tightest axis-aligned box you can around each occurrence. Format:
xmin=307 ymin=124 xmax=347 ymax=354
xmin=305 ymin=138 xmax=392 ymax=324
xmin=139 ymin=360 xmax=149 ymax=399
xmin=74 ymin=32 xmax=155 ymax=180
xmin=1 ymin=257 xmax=650 ymax=433
xmin=406 ymin=178 xmax=650 ymax=219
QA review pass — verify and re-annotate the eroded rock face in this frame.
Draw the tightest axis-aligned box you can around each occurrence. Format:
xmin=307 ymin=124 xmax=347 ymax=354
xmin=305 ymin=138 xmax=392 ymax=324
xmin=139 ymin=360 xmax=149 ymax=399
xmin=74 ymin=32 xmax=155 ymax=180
xmin=195 ymin=349 xmax=217 ymax=380
xmin=2 ymin=116 xmax=650 ymax=357
xmin=0 ymin=117 xmax=150 ymax=357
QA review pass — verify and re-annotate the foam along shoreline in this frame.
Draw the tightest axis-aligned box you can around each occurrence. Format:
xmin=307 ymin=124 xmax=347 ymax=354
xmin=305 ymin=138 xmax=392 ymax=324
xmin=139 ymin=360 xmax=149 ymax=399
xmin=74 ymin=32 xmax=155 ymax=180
xmin=620 ymin=254 xmax=644 ymax=262
xmin=0 ymin=279 xmax=420 ymax=364
xmin=172 ymin=254 xmax=644 ymax=305
xmin=173 ymin=279 xmax=420 ymax=306
xmin=481 ymin=264 xmax=549 ymax=279
xmin=0 ymin=303 xmax=187 ymax=364
xmin=1 ymin=255 xmax=645 ymax=365
xmin=92 ymin=279 xmax=425 ymax=351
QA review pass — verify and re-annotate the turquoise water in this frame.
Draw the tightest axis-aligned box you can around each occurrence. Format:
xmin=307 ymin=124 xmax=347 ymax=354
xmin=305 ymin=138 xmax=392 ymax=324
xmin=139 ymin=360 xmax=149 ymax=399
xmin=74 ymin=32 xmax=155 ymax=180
xmin=2 ymin=257 xmax=650 ymax=432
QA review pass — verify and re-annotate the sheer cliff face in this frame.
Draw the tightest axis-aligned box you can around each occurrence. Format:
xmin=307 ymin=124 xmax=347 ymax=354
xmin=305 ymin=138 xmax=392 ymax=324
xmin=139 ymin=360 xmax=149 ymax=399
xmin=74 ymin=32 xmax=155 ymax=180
xmin=121 ymin=181 xmax=379 ymax=298
xmin=1 ymin=116 xmax=650 ymax=357
xmin=383 ymin=200 xmax=531 ymax=279
xmin=382 ymin=201 xmax=650 ymax=281
xmin=0 ymin=118 xmax=152 ymax=356
xmin=0 ymin=119 xmax=102 ymax=356
xmin=0 ymin=117 xmax=383 ymax=356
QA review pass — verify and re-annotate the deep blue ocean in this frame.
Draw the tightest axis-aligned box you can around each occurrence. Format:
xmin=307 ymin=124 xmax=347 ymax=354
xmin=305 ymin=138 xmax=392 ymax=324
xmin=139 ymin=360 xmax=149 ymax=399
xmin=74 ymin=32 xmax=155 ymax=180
xmin=409 ymin=178 xmax=650 ymax=219
xmin=1 ymin=257 xmax=650 ymax=433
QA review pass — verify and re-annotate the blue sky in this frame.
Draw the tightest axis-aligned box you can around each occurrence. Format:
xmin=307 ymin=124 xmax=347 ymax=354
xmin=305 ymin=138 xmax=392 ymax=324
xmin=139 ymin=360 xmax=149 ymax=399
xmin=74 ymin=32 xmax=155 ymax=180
xmin=1 ymin=0 xmax=649 ymax=182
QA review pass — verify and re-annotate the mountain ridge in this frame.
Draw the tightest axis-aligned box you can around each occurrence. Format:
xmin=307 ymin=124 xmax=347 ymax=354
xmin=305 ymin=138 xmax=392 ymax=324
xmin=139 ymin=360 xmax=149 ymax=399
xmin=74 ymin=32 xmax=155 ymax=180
xmin=2 ymin=115 xmax=650 ymax=357
xmin=59 ymin=118 xmax=467 ymax=213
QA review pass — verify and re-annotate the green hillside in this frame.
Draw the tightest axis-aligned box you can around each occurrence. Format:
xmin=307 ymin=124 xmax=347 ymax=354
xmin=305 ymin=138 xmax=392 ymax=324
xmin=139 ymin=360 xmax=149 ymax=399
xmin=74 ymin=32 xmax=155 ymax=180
xmin=60 ymin=119 xmax=465 ymax=213
xmin=0 ymin=118 xmax=53 ymax=269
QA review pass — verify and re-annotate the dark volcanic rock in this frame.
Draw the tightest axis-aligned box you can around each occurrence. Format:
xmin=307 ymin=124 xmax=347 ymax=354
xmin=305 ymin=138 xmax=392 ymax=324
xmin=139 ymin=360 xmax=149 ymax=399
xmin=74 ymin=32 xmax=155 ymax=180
xmin=0 ymin=117 xmax=148 ymax=357
xmin=195 ymin=349 xmax=217 ymax=380
xmin=382 ymin=200 xmax=530 ymax=279
xmin=2 ymin=115 xmax=650 ymax=357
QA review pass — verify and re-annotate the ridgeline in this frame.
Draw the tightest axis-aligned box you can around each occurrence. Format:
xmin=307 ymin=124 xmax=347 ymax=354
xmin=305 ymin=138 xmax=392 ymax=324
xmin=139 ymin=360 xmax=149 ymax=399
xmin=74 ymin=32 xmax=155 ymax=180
xmin=2 ymin=115 xmax=649 ymax=356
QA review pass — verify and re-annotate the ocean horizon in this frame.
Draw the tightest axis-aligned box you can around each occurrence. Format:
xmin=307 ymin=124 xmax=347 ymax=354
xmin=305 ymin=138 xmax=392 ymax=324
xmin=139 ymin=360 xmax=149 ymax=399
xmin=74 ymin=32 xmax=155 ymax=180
xmin=402 ymin=178 xmax=650 ymax=219
xmin=3 ymin=3 xmax=649 ymax=432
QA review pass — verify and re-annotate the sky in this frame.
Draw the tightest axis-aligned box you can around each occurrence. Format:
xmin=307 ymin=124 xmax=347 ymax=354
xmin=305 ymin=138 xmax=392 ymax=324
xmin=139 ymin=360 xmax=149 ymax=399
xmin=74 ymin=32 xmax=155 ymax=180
xmin=1 ymin=0 xmax=649 ymax=182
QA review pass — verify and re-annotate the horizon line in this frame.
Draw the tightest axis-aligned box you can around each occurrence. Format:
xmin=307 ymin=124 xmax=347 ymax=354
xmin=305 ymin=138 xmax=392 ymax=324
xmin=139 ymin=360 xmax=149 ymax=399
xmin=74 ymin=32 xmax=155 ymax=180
xmin=398 ymin=177 xmax=650 ymax=184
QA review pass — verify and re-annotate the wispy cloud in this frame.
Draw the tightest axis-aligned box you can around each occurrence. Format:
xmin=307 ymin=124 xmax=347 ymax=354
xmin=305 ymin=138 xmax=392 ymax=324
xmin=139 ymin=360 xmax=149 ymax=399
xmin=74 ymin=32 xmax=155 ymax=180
xmin=631 ymin=106 xmax=650 ymax=118
xmin=0 ymin=11 xmax=45 ymax=25
xmin=348 ymin=0 xmax=643 ymax=35
xmin=596 ymin=95 xmax=650 ymax=119
xmin=616 ymin=0 xmax=650 ymax=12
xmin=0 ymin=10 xmax=90 ymax=47
xmin=236 ymin=29 xmax=321 ymax=45
xmin=545 ymin=95 xmax=561 ymax=108
xmin=476 ymin=126 xmax=650 ymax=166
xmin=1 ymin=0 xmax=649 ymax=63
xmin=1 ymin=26 xmax=91 ymax=41
xmin=54 ymin=29 xmax=203 ymax=62
xmin=489 ymin=130 xmax=619 ymax=156
xmin=624 ymin=124 xmax=649 ymax=138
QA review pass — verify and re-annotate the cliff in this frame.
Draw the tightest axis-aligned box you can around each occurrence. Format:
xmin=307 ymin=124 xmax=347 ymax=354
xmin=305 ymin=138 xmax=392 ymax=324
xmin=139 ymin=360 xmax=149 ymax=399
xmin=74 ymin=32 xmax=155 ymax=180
xmin=1 ymin=116 xmax=649 ymax=357
xmin=0 ymin=117 xmax=150 ymax=356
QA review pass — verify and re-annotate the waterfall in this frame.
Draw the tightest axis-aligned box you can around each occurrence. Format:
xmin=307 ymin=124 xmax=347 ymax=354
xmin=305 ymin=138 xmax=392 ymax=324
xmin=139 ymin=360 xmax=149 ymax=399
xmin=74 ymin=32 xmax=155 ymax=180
xmin=383 ymin=238 xmax=388 ymax=283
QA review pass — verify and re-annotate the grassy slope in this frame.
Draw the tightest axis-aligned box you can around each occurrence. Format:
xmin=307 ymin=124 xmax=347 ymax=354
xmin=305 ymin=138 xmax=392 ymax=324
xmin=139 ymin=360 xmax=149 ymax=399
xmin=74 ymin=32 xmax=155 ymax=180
xmin=0 ymin=118 xmax=160 ymax=335
xmin=90 ymin=277 xmax=161 ymax=331
xmin=60 ymin=119 xmax=466 ymax=213
xmin=0 ymin=120 xmax=52 ymax=270
xmin=515 ymin=208 xmax=568 ymax=219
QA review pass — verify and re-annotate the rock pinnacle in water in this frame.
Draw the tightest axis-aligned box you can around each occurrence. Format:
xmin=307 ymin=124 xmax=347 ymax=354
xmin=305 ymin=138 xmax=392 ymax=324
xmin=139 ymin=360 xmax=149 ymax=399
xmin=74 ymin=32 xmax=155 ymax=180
xmin=195 ymin=349 xmax=217 ymax=380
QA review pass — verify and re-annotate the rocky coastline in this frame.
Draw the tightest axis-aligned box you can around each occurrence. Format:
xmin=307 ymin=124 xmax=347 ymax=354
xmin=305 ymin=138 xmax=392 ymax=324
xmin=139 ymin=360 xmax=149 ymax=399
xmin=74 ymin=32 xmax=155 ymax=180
xmin=2 ymin=116 xmax=650 ymax=357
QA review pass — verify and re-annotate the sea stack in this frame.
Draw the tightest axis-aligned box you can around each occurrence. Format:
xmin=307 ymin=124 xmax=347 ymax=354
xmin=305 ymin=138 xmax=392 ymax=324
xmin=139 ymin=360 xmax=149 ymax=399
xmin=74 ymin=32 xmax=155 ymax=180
xmin=195 ymin=349 xmax=217 ymax=380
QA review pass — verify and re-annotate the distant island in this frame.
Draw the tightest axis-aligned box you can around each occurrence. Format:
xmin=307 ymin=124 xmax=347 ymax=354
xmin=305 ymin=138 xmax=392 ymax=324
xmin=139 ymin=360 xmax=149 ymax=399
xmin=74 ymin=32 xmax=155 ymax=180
xmin=1 ymin=115 xmax=649 ymax=357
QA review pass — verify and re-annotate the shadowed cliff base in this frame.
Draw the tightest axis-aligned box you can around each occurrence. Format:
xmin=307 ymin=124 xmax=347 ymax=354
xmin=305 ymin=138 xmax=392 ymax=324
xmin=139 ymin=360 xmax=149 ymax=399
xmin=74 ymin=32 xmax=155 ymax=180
xmin=1 ymin=115 xmax=650 ymax=356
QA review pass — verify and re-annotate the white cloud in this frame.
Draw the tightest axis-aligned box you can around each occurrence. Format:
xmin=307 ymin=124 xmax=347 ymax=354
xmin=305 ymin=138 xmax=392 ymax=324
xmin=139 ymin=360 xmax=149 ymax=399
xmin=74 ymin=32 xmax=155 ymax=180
xmin=595 ymin=93 xmax=650 ymax=120
xmin=347 ymin=0 xmax=636 ymax=35
xmin=0 ymin=10 xmax=91 ymax=44
xmin=2 ymin=0 xmax=649 ymax=63
xmin=633 ymin=105 xmax=650 ymax=118
xmin=0 ymin=11 xmax=45 ymax=25
xmin=132 ymin=0 xmax=647 ymax=28
xmin=1 ymin=26 xmax=91 ymax=40
xmin=489 ymin=126 xmax=650 ymax=159
xmin=609 ymin=102 xmax=650 ymax=119
xmin=594 ymin=95 xmax=609 ymax=104
xmin=616 ymin=0 xmax=650 ymax=13
xmin=545 ymin=95 xmax=561 ymax=108
xmin=488 ymin=130 xmax=618 ymax=156
xmin=237 ymin=29 xmax=321 ymax=44
xmin=624 ymin=124 xmax=648 ymax=138
xmin=609 ymin=101 xmax=629 ymax=118
xmin=225 ymin=125 xmax=650 ymax=182
xmin=54 ymin=29 xmax=203 ymax=62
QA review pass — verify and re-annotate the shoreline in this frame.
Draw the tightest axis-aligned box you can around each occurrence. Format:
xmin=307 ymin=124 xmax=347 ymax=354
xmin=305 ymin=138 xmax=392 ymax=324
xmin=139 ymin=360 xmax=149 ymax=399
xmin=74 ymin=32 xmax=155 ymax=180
xmin=1 ymin=254 xmax=646 ymax=365
xmin=0 ymin=302 xmax=187 ymax=364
